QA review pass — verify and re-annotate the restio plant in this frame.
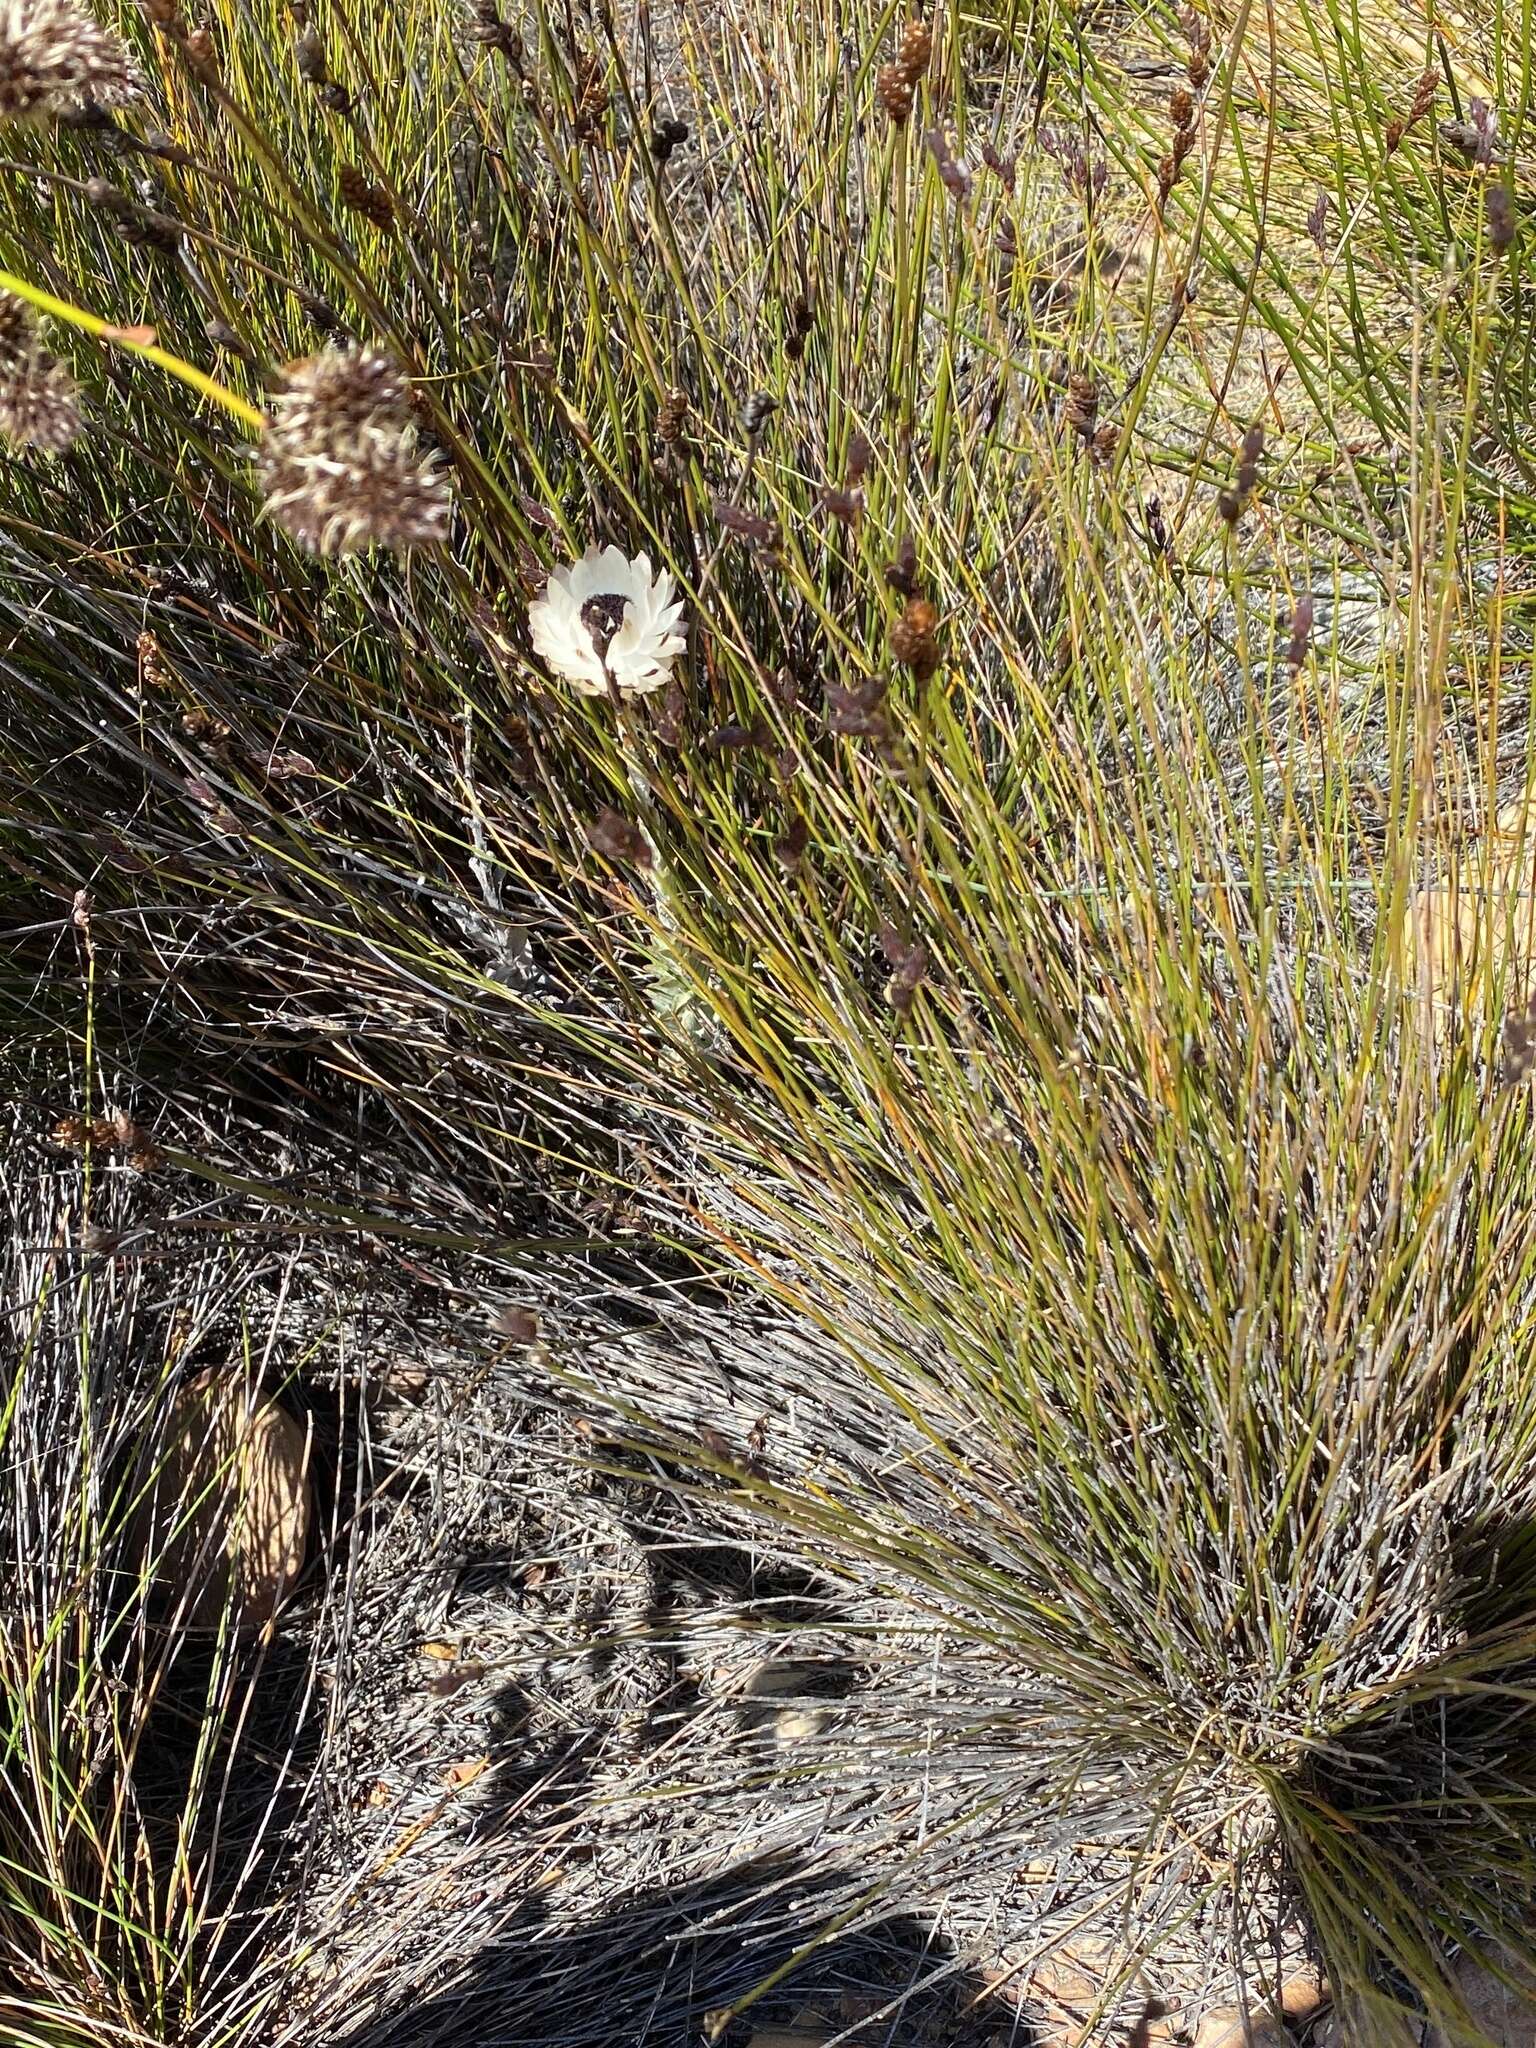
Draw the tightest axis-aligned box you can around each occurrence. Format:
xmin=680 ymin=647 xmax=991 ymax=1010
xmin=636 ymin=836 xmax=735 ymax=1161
xmin=1 ymin=0 xmax=1536 ymax=2036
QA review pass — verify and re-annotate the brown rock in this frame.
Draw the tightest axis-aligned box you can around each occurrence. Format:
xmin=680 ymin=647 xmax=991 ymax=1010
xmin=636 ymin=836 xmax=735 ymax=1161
xmin=1277 ymin=1973 xmax=1328 ymax=2025
xmin=1426 ymin=1947 xmax=1536 ymax=2048
xmin=1193 ymin=1967 xmax=1333 ymax=2048
xmin=1026 ymin=1938 xmax=1150 ymax=2046
xmin=140 ymin=1371 xmax=312 ymax=1631
xmin=1192 ymin=2007 xmax=1293 ymax=2048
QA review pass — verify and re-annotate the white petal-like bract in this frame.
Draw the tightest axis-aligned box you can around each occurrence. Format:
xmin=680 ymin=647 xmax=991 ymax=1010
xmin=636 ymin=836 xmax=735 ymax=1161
xmin=530 ymin=546 xmax=688 ymax=697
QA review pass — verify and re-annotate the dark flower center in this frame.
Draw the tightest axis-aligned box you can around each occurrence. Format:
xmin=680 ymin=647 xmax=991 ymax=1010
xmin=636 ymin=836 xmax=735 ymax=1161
xmin=580 ymin=592 xmax=630 ymax=663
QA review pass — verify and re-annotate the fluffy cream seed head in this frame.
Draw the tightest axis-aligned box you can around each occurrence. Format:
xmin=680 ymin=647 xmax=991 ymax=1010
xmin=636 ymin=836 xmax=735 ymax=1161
xmin=256 ymin=346 xmax=452 ymax=557
xmin=0 ymin=291 xmax=81 ymax=454
xmin=0 ymin=0 xmax=143 ymax=121
xmin=529 ymin=546 xmax=687 ymax=696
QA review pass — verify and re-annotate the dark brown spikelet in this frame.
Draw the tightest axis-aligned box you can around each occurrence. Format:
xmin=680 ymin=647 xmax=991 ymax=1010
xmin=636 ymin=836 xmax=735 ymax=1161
xmin=0 ymin=0 xmax=142 ymax=120
xmin=775 ymin=814 xmax=810 ymax=871
xmin=339 ymin=165 xmax=395 ymax=231
xmin=0 ymin=290 xmax=80 ymax=453
xmin=889 ymin=596 xmax=940 ymax=680
xmin=1145 ymin=494 xmax=1171 ymax=561
xmin=884 ymin=536 xmax=918 ymax=595
xmin=294 ymin=20 xmax=325 ymax=79
xmin=879 ymin=923 xmax=928 ymax=1015
xmin=470 ymin=0 xmax=521 ymax=62
xmin=706 ymin=720 xmax=768 ymax=754
xmin=182 ymin=705 xmax=230 ymax=745
xmin=713 ymin=495 xmax=782 ymax=557
xmin=1408 ymin=67 xmax=1439 ymax=121
xmin=924 ymin=126 xmax=970 ymax=200
xmin=296 ymin=288 xmax=345 ymax=336
xmin=1306 ymin=188 xmax=1329 ymax=251
xmin=827 ymin=673 xmax=891 ymax=738
xmin=652 ymin=673 xmax=686 ymax=747
xmin=822 ymin=429 xmax=871 ymax=524
xmin=1182 ymin=9 xmax=1212 ymax=86
xmin=1220 ymin=422 xmax=1265 ymax=521
xmin=490 ymin=1303 xmax=540 ymax=1343
xmin=1157 ymin=106 xmax=1199 ymax=205
xmin=656 ymin=386 xmax=689 ymax=443
xmin=1385 ymin=67 xmax=1437 ymax=153
xmin=51 ymin=1109 xmax=161 ymax=1171
xmin=1286 ymin=593 xmax=1315 ymax=669
xmin=784 ymin=292 xmax=814 ymax=360
xmin=650 ymin=115 xmax=687 ymax=162
xmin=257 ymin=346 xmax=451 ymax=555
xmin=740 ymin=389 xmax=776 ymax=438
xmin=1488 ymin=182 xmax=1516 ymax=253
xmin=980 ymin=139 xmax=1016 ymax=191
xmin=136 ymin=627 xmax=172 ymax=696
xmin=876 ymin=60 xmax=914 ymax=125
xmin=569 ymin=54 xmax=608 ymax=138
xmin=585 ymin=807 xmax=652 ymax=867
xmin=1064 ymin=372 xmax=1098 ymax=440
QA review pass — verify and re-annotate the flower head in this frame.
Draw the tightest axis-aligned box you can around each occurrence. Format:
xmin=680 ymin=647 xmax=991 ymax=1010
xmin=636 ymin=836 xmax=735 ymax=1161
xmin=0 ymin=0 xmax=143 ymax=121
xmin=529 ymin=545 xmax=687 ymax=696
xmin=256 ymin=346 xmax=451 ymax=556
xmin=0 ymin=292 xmax=80 ymax=454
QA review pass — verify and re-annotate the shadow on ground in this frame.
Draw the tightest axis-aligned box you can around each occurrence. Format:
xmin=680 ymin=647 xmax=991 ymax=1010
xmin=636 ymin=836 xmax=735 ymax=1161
xmin=329 ymin=1858 xmax=1016 ymax=2048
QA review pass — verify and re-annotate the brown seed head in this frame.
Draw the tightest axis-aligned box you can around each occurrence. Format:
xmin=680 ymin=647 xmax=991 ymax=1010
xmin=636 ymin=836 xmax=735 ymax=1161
xmin=889 ymin=596 xmax=940 ymax=678
xmin=656 ymin=386 xmax=689 ymax=444
xmin=1407 ymin=67 xmax=1438 ymax=122
xmin=1169 ymin=84 xmax=1194 ymax=129
xmin=585 ymin=807 xmax=652 ymax=867
xmin=1385 ymin=71 xmax=1437 ymax=155
xmin=1064 ymin=372 xmax=1098 ymax=438
xmin=876 ymin=60 xmax=913 ymax=125
xmin=896 ymin=17 xmax=931 ymax=80
xmin=339 ymin=165 xmax=395 ymax=231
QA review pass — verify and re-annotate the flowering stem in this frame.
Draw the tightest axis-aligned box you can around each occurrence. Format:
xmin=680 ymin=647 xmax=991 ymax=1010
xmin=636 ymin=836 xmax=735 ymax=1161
xmin=0 ymin=270 xmax=265 ymax=432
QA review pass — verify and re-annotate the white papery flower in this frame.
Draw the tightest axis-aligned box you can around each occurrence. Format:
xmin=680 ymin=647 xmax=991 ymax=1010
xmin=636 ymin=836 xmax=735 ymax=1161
xmin=529 ymin=545 xmax=687 ymax=696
